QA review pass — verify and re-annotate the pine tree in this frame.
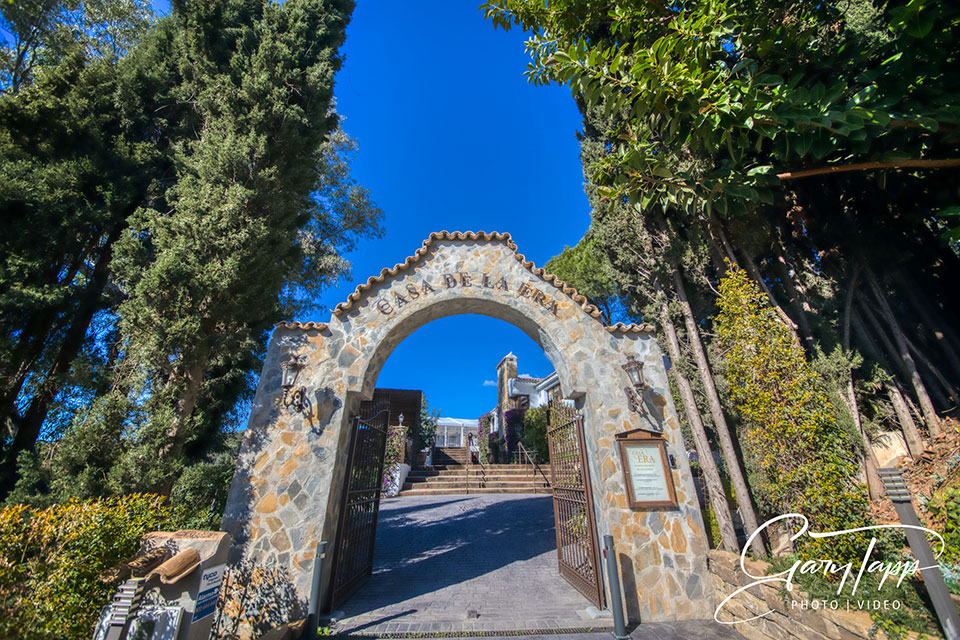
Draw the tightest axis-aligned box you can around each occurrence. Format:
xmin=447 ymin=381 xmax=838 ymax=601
xmin=1 ymin=0 xmax=382 ymax=500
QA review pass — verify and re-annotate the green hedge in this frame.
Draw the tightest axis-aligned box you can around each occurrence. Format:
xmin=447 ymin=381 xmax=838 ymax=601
xmin=0 ymin=494 xmax=188 ymax=640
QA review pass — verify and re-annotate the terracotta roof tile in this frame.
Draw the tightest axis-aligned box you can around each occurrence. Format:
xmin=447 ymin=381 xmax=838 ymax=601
xmin=274 ymin=321 xmax=328 ymax=331
xmin=286 ymin=231 xmax=654 ymax=334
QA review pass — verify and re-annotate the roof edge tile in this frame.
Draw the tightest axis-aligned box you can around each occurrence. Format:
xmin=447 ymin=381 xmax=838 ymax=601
xmin=277 ymin=231 xmax=654 ymax=335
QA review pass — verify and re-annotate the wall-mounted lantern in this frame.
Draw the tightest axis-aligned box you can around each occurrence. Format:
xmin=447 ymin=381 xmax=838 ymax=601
xmin=280 ymin=352 xmax=307 ymax=414
xmin=622 ymin=354 xmax=646 ymax=414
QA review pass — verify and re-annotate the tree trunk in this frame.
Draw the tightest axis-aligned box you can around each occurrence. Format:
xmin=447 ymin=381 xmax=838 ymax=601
xmin=894 ymin=275 xmax=960 ymax=383
xmin=0 ymin=228 xmax=122 ymax=496
xmin=772 ymin=246 xmax=816 ymax=353
xmin=698 ymin=212 xmax=730 ymax=275
xmin=0 ymin=310 xmax=58 ymax=433
xmin=656 ymin=289 xmax=739 ymax=553
xmin=0 ymin=243 xmax=92 ymax=429
xmin=888 ymin=382 xmax=926 ymax=458
xmin=670 ymin=263 xmax=766 ymax=556
xmin=850 ymin=311 xmax=926 ymax=457
xmin=903 ymin=393 xmax=926 ymax=432
xmin=708 ymin=213 xmax=740 ymax=267
xmin=862 ymin=268 xmax=941 ymax=435
xmin=858 ymin=298 xmax=950 ymax=421
xmin=902 ymin=333 xmax=959 ymax=408
xmin=841 ymin=268 xmax=883 ymax=499
xmin=160 ymin=354 xmax=208 ymax=462
xmin=839 ymin=374 xmax=883 ymax=499
xmin=739 ymin=247 xmax=804 ymax=347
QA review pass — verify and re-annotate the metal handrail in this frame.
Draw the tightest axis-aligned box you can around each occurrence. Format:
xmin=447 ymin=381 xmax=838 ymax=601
xmin=473 ymin=456 xmax=488 ymax=488
xmin=517 ymin=442 xmax=550 ymax=486
xmin=464 ymin=444 xmax=470 ymax=494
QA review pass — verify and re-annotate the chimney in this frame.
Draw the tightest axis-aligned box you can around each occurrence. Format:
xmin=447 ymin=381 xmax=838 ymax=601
xmin=496 ymin=352 xmax=517 ymax=435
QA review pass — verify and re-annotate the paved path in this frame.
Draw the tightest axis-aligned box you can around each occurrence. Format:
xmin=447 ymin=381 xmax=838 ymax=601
xmin=335 ymin=621 xmax=747 ymax=639
xmin=333 ymin=494 xmax=608 ymax=635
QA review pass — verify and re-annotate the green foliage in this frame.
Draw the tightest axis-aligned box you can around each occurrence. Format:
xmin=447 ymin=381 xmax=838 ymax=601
xmin=168 ymin=449 xmax=238 ymax=529
xmin=1 ymin=0 xmax=152 ymax=94
xmin=0 ymin=0 xmax=381 ymax=499
xmin=927 ymin=483 xmax=960 ymax=566
xmin=482 ymin=0 xmax=960 ymax=235
xmin=415 ymin=396 xmax=439 ymax=452
xmin=478 ymin=414 xmax=491 ymax=464
xmin=715 ymin=268 xmax=880 ymax=562
xmin=381 ymin=424 xmax=406 ymax=492
xmin=0 ymin=494 xmax=187 ymax=640
xmin=701 ymin=499 xmax=722 ymax=550
xmin=767 ymin=553 xmax=938 ymax=637
xmin=520 ymin=405 xmax=549 ymax=463
xmin=564 ymin=508 xmax=588 ymax=539
xmin=545 ymin=234 xmax=631 ymax=324
xmin=95 ymin=0 xmax=377 ymax=492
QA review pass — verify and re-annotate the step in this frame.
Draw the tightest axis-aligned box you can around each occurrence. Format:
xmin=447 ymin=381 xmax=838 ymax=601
xmin=403 ymin=483 xmax=551 ymax=492
xmin=404 ymin=475 xmax=549 ymax=485
xmin=407 ymin=469 xmax=550 ymax=478
xmin=408 ymin=469 xmax=547 ymax=478
xmin=412 ymin=464 xmax=540 ymax=472
xmin=402 ymin=480 xmax=551 ymax=490
xmin=398 ymin=487 xmax=553 ymax=496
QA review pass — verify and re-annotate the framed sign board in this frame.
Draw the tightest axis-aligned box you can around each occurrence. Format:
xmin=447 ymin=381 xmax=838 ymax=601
xmin=616 ymin=430 xmax=677 ymax=509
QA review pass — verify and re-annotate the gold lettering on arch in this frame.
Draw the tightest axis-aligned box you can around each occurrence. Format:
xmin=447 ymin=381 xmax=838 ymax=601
xmin=373 ymin=271 xmax=564 ymax=320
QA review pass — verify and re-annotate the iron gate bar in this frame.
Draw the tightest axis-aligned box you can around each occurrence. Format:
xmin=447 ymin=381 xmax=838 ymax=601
xmin=547 ymin=399 xmax=605 ymax=609
xmin=329 ymin=399 xmax=390 ymax=610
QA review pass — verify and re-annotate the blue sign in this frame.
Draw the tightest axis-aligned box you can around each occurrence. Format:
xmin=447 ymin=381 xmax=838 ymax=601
xmin=193 ymin=565 xmax=225 ymax=622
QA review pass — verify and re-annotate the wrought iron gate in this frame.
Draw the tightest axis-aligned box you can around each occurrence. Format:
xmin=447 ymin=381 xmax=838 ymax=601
xmin=547 ymin=399 xmax=605 ymax=608
xmin=328 ymin=399 xmax=390 ymax=609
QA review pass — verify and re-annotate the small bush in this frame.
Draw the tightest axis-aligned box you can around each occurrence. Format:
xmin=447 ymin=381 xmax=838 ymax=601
xmin=0 ymin=494 xmax=184 ymax=640
xmin=520 ymin=406 xmax=549 ymax=463
xmin=504 ymin=409 xmax=523 ymax=453
xmin=768 ymin=553 xmax=939 ymax=638
xmin=478 ymin=415 xmax=491 ymax=464
xmin=381 ymin=426 xmax=406 ymax=493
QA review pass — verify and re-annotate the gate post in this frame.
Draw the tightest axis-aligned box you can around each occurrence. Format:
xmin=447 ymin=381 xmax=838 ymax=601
xmin=603 ymin=535 xmax=630 ymax=640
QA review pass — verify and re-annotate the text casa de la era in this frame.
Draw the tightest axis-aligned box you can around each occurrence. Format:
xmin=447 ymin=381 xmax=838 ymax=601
xmin=374 ymin=271 xmax=563 ymax=317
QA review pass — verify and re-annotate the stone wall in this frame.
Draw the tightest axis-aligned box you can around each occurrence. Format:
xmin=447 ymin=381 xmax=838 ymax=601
xmin=708 ymin=549 xmax=940 ymax=640
xmin=220 ymin=232 xmax=715 ymax=636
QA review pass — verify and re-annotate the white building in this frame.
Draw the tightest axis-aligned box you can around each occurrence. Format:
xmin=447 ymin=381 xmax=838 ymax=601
xmin=483 ymin=352 xmax=562 ymax=435
xmin=434 ymin=417 xmax=479 ymax=448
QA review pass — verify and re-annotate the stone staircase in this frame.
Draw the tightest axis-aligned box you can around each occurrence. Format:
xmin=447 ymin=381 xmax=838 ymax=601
xmin=399 ymin=448 xmax=551 ymax=496
xmin=432 ymin=447 xmax=468 ymax=467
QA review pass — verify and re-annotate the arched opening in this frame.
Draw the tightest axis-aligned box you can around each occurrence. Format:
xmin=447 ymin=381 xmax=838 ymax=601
xmin=331 ymin=314 xmax=601 ymax=634
xmin=221 ymin=234 xmax=712 ymax=637
xmin=355 ymin=290 xmax=581 ymax=402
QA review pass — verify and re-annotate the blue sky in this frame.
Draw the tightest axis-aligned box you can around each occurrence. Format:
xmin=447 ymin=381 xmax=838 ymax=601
xmin=152 ymin=1 xmax=592 ymax=418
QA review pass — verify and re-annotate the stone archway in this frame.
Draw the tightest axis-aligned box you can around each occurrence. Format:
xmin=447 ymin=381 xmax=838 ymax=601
xmin=220 ymin=231 xmax=713 ymax=634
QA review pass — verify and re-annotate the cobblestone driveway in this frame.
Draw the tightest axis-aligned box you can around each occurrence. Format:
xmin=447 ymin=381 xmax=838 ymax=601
xmin=333 ymin=494 xmax=610 ymax=635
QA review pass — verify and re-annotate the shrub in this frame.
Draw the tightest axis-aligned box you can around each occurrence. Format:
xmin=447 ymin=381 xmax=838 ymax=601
xmin=715 ymin=268 xmax=886 ymax=564
xmin=381 ymin=426 xmax=406 ymax=493
xmin=169 ymin=456 xmax=236 ymax=530
xmin=478 ymin=415 xmax=491 ymax=464
xmin=768 ymin=553 xmax=939 ymax=638
xmin=504 ymin=409 xmax=523 ymax=453
xmin=927 ymin=484 xmax=960 ymax=566
xmin=0 ymin=494 xmax=183 ymax=640
xmin=520 ymin=406 xmax=549 ymax=463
